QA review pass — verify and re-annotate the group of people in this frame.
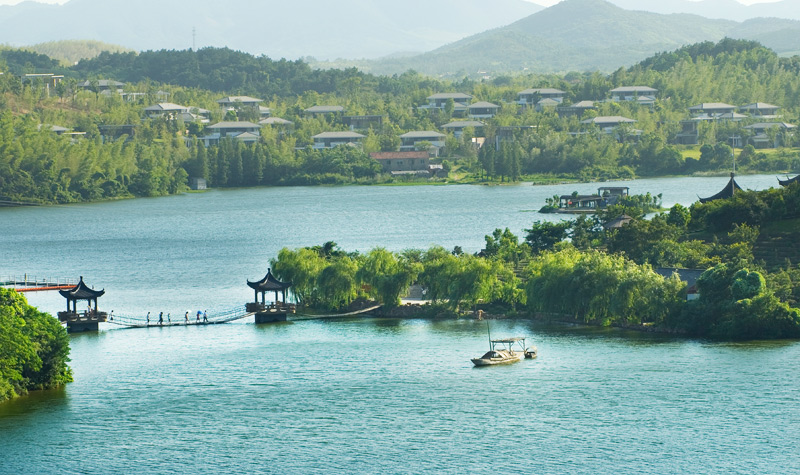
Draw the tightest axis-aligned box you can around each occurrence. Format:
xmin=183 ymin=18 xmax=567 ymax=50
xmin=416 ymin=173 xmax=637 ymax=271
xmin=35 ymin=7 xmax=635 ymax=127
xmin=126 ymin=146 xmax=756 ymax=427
xmin=144 ymin=310 xmax=207 ymax=325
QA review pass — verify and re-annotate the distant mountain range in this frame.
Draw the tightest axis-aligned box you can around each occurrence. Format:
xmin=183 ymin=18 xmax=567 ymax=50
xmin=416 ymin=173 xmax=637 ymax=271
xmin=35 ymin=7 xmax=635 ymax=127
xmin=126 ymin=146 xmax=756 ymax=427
xmin=605 ymin=0 xmax=800 ymax=22
xmin=0 ymin=0 xmax=541 ymax=60
xmin=2 ymin=0 xmax=798 ymax=75
xmin=350 ymin=0 xmax=800 ymax=76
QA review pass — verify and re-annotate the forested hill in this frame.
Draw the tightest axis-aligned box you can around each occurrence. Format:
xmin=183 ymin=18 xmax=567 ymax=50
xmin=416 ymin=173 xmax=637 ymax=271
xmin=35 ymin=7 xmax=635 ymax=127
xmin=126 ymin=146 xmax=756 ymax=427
xmin=358 ymin=0 xmax=800 ymax=76
xmin=69 ymin=48 xmax=380 ymax=98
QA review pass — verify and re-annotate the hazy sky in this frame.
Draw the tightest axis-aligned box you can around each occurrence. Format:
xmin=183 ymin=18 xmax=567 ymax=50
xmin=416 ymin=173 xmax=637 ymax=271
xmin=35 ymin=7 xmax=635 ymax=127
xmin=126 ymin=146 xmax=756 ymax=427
xmin=0 ymin=0 xmax=785 ymax=4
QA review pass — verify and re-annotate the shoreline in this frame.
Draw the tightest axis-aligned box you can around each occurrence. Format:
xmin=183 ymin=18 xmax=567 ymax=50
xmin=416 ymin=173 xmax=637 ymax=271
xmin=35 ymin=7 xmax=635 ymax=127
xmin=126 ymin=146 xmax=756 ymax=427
xmin=1 ymin=170 xmax=791 ymax=208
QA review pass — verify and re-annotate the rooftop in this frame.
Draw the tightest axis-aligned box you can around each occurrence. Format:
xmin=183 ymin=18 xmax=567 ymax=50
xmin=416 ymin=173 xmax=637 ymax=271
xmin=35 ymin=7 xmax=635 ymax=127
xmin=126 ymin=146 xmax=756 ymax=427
xmin=519 ymin=88 xmax=565 ymax=95
xmin=216 ymin=96 xmax=263 ymax=104
xmin=207 ymin=121 xmax=261 ymax=129
xmin=428 ymin=93 xmax=473 ymax=100
xmin=610 ymin=86 xmax=657 ymax=93
xmin=144 ymin=102 xmax=189 ymax=112
xmin=305 ymin=105 xmax=344 ymax=113
xmin=582 ymin=116 xmax=636 ymax=125
xmin=400 ymin=131 xmax=446 ymax=139
xmin=441 ymin=120 xmax=485 ymax=129
xmin=312 ymin=131 xmax=365 ymax=139
xmin=260 ymin=117 xmax=294 ymax=125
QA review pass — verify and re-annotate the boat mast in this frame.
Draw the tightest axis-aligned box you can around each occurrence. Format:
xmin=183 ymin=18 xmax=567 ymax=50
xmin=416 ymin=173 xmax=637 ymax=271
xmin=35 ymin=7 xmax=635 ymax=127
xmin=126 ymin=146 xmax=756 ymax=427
xmin=487 ymin=321 xmax=492 ymax=351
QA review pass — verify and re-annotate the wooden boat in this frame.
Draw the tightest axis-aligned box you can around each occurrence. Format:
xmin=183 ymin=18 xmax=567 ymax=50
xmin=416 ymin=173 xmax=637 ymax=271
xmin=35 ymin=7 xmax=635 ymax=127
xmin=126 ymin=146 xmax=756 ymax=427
xmin=471 ymin=337 xmax=527 ymax=366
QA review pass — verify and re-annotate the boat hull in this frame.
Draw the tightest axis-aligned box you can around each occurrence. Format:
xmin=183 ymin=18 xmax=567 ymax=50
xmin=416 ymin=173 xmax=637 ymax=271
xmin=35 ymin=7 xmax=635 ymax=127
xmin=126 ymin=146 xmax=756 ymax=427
xmin=471 ymin=352 xmax=523 ymax=367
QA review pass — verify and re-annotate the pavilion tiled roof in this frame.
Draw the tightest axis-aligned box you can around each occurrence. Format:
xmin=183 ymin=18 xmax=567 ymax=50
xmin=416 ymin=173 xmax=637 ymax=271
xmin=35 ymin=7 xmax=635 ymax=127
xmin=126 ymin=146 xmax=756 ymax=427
xmin=699 ymin=173 xmax=742 ymax=203
xmin=59 ymin=276 xmax=105 ymax=300
xmin=247 ymin=269 xmax=291 ymax=291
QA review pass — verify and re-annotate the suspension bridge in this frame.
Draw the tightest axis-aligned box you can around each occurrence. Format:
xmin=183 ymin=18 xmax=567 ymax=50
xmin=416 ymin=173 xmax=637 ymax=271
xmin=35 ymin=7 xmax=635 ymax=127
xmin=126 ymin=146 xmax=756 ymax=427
xmin=6 ymin=272 xmax=383 ymax=332
xmin=105 ymin=305 xmax=256 ymax=328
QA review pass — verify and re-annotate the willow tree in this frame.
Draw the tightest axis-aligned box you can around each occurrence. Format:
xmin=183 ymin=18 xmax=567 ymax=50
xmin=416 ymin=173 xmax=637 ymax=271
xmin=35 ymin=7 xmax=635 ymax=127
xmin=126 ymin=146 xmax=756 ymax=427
xmin=357 ymin=248 xmax=421 ymax=308
xmin=317 ymin=257 xmax=359 ymax=310
xmin=271 ymin=247 xmax=326 ymax=306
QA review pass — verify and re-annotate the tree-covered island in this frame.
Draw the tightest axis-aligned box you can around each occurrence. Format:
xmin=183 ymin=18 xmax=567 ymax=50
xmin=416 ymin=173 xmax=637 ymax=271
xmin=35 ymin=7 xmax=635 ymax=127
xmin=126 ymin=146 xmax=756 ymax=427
xmin=271 ymin=180 xmax=800 ymax=340
xmin=1 ymin=39 xmax=799 ymax=204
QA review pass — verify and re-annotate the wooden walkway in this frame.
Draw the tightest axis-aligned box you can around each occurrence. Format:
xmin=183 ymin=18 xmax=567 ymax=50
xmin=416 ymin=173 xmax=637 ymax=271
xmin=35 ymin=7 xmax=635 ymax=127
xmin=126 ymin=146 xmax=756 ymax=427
xmin=292 ymin=305 xmax=382 ymax=320
xmin=1 ymin=275 xmax=76 ymax=292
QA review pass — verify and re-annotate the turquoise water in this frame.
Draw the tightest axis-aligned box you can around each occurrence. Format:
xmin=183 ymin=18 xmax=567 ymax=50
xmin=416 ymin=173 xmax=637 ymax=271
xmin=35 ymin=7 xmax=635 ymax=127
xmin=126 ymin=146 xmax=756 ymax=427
xmin=2 ymin=176 xmax=798 ymax=473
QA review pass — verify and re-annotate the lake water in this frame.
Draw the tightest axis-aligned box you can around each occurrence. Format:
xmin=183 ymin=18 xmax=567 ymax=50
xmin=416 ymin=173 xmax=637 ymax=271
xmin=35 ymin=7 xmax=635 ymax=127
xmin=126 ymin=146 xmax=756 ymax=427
xmin=2 ymin=175 xmax=799 ymax=473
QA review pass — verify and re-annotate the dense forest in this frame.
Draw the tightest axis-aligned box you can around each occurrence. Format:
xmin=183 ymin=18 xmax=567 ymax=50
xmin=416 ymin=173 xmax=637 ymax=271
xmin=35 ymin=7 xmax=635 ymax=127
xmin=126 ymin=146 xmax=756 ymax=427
xmin=0 ymin=39 xmax=799 ymax=204
xmin=271 ymin=182 xmax=800 ymax=340
xmin=0 ymin=288 xmax=73 ymax=402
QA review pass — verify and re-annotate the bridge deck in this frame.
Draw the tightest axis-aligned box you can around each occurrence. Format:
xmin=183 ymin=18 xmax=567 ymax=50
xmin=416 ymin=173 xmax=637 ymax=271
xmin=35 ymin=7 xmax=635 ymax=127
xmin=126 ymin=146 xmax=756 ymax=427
xmin=71 ymin=303 xmax=383 ymax=329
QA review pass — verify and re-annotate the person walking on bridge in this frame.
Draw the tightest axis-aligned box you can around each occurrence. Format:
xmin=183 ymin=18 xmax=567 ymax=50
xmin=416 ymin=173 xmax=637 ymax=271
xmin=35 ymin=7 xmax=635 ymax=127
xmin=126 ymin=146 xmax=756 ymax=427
xmin=184 ymin=311 xmax=189 ymax=323
xmin=203 ymin=310 xmax=208 ymax=323
xmin=158 ymin=312 xmax=164 ymax=326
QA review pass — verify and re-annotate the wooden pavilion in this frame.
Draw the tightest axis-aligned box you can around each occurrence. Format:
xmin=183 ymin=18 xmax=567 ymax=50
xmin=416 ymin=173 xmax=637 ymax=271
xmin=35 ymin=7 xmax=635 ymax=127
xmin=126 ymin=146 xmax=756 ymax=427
xmin=246 ymin=269 xmax=294 ymax=323
xmin=57 ymin=276 xmax=108 ymax=332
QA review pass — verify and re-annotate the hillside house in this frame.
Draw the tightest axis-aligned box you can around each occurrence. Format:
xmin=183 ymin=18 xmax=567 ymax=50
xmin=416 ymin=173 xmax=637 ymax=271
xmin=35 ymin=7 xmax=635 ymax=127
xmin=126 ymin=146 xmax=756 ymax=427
xmin=305 ymin=105 xmax=345 ymax=118
xmin=688 ymin=103 xmax=737 ymax=117
xmin=676 ymin=120 xmax=701 ymax=145
xmin=399 ymin=131 xmax=446 ymax=154
xmin=144 ymin=102 xmax=190 ymax=119
xmin=467 ymin=101 xmax=500 ymax=119
xmin=22 ymin=73 xmax=63 ymax=97
xmin=609 ymin=86 xmax=657 ymax=102
xmin=740 ymin=103 xmax=780 ymax=118
xmin=44 ymin=124 xmax=68 ymax=135
xmin=79 ymin=80 xmax=125 ymax=94
xmin=202 ymin=121 xmax=261 ymax=146
xmin=535 ymin=98 xmax=561 ymax=112
xmin=343 ymin=115 xmax=384 ymax=131
xmin=421 ymin=93 xmax=472 ymax=117
xmin=743 ymin=122 xmax=796 ymax=148
xmin=517 ymin=88 xmax=566 ymax=107
xmin=655 ymin=268 xmax=705 ymax=300
xmin=216 ymin=96 xmax=263 ymax=111
xmin=557 ymin=100 xmax=596 ymax=118
xmin=259 ymin=117 xmax=294 ymax=133
xmin=311 ymin=131 xmax=365 ymax=149
xmin=259 ymin=106 xmax=272 ymax=118
xmin=370 ymin=151 xmax=430 ymax=173
xmin=582 ymin=115 xmax=636 ymax=132
xmin=441 ymin=120 xmax=485 ymax=138
xmin=260 ymin=117 xmax=293 ymax=126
